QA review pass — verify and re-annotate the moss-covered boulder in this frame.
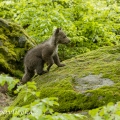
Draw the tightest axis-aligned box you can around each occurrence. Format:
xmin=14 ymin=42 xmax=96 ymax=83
xmin=10 ymin=45 xmax=120 ymax=113
xmin=0 ymin=18 xmax=35 ymax=77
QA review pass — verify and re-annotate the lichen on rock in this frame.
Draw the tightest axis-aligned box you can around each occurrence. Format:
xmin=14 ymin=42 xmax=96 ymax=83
xmin=74 ymin=74 xmax=114 ymax=93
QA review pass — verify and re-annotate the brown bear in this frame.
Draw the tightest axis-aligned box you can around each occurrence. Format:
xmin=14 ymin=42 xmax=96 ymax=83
xmin=21 ymin=28 xmax=70 ymax=84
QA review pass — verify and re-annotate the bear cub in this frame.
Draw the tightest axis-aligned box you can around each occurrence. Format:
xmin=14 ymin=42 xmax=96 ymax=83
xmin=21 ymin=28 xmax=70 ymax=84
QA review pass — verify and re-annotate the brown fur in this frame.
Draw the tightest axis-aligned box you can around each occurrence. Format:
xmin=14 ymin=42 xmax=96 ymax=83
xmin=21 ymin=28 xmax=70 ymax=84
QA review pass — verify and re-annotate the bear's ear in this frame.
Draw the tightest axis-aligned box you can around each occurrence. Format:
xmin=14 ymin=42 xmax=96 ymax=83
xmin=55 ymin=28 xmax=60 ymax=34
xmin=54 ymin=28 xmax=62 ymax=35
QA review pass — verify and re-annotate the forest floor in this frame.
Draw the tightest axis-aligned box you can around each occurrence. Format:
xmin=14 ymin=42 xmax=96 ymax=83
xmin=0 ymin=93 xmax=12 ymax=113
xmin=0 ymin=74 xmax=114 ymax=113
xmin=0 ymin=45 xmax=120 ymax=118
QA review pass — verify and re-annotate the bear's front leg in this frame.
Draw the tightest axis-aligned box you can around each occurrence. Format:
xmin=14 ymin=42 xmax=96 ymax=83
xmin=42 ymin=47 xmax=55 ymax=71
xmin=53 ymin=54 xmax=65 ymax=67
xmin=46 ymin=56 xmax=54 ymax=71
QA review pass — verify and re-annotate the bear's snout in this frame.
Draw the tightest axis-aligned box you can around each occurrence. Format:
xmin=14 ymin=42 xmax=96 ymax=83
xmin=65 ymin=38 xmax=70 ymax=44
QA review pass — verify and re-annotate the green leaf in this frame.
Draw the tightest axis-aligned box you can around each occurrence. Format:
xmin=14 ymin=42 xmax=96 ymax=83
xmin=24 ymin=95 xmax=28 ymax=102
xmin=31 ymin=106 xmax=42 ymax=119
xmin=89 ymin=108 xmax=99 ymax=117
xmin=11 ymin=117 xmax=22 ymax=120
xmin=35 ymin=92 xmax=40 ymax=97
xmin=27 ymin=81 xmax=37 ymax=90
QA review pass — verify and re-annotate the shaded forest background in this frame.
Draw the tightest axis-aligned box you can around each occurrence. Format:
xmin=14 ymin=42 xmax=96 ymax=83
xmin=1 ymin=0 xmax=120 ymax=60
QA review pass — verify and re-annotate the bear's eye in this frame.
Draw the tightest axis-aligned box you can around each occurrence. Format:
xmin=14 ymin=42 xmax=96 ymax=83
xmin=63 ymin=36 xmax=66 ymax=38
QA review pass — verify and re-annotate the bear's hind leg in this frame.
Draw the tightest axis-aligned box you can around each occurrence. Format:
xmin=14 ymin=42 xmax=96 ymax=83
xmin=21 ymin=67 xmax=34 ymax=84
xmin=36 ymin=60 xmax=47 ymax=75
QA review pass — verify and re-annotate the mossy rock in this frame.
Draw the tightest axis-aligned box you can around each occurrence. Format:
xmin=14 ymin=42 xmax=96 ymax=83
xmin=1 ymin=45 xmax=120 ymax=119
xmin=0 ymin=18 xmax=35 ymax=78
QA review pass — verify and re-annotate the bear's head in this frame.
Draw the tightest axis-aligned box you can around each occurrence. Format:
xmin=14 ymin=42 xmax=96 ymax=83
xmin=54 ymin=28 xmax=70 ymax=44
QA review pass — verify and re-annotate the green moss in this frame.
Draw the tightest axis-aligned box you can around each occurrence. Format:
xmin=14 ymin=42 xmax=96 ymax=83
xmin=0 ymin=54 xmax=12 ymax=74
xmin=12 ymin=70 xmax=23 ymax=78
xmin=0 ymin=18 xmax=35 ymax=77
xmin=0 ymin=34 xmax=7 ymax=40
xmin=3 ymin=45 xmax=120 ymax=115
